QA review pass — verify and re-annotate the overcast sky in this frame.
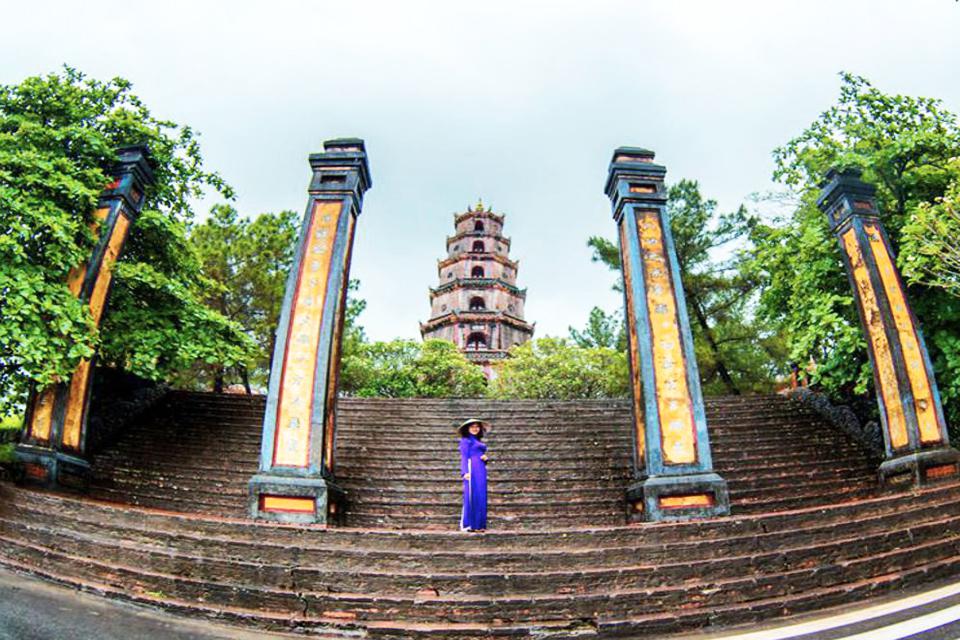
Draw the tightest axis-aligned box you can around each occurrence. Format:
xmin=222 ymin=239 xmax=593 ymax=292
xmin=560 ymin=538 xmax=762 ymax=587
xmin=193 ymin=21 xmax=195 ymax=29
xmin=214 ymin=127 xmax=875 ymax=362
xmin=2 ymin=1 xmax=958 ymax=341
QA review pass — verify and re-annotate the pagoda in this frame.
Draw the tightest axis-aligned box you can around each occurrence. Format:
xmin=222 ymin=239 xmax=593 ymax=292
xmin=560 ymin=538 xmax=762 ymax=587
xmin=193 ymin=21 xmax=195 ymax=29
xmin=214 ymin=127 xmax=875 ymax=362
xmin=420 ymin=200 xmax=534 ymax=378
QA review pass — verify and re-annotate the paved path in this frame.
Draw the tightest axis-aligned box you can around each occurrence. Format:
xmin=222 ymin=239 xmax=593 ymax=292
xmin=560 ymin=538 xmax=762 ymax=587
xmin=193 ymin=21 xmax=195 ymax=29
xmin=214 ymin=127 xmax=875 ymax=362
xmin=679 ymin=577 xmax=960 ymax=640
xmin=3 ymin=566 xmax=960 ymax=640
xmin=0 ymin=568 xmax=292 ymax=640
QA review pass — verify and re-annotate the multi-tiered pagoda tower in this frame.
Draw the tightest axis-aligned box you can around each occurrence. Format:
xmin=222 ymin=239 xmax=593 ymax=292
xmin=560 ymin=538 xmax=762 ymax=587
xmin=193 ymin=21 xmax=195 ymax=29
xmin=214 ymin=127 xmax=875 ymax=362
xmin=420 ymin=200 xmax=534 ymax=378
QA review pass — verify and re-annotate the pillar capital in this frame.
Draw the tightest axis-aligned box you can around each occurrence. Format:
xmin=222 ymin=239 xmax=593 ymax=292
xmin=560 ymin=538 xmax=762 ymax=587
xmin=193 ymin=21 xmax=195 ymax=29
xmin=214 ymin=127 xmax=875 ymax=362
xmin=102 ymin=145 xmax=155 ymax=215
xmin=307 ymin=138 xmax=372 ymax=207
xmin=605 ymin=147 xmax=667 ymax=223
xmin=817 ymin=167 xmax=880 ymax=231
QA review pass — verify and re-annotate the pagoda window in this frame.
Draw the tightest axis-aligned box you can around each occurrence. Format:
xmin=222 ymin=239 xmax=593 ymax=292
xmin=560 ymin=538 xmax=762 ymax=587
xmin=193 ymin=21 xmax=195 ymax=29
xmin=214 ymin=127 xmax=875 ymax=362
xmin=474 ymin=220 xmax=485 ymax=232
xmin=469 ymin=296 xmax=486 ymax=311
xmin=471 ymin=240 xmax=485 ymax=252
xmin=471 ymin=266 xmax=484 ymax=278
xmin=466 ymin=332 xmax=487 ymax=350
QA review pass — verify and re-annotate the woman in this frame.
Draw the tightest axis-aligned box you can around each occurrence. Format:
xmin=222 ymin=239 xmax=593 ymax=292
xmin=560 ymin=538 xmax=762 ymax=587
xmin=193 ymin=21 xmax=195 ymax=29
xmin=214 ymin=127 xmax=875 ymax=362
xmin=458 ymin=418 xmax=489 ymax=532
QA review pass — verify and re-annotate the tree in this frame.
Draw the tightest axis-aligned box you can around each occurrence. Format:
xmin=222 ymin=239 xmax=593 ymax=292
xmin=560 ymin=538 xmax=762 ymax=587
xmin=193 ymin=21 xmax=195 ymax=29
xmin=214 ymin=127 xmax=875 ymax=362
xmin=751 ymin=73 xmax=960 ymax=429
xmin=901 ymin=166 xmax=960 ymax=298
xmin=584 ymin=180 xmax=784 ymax=395
xmin=489 ymin=337 xmax=629 ymax=400
xmin=0 ymin=67 xmax=250 ymax=414
xmin=341 ymin=339 xmax=487 ymax=398
xmin=569 ymin=306 xmax=626 ymax=351
xmin=188 ymin=205 xmax=299 ymax=391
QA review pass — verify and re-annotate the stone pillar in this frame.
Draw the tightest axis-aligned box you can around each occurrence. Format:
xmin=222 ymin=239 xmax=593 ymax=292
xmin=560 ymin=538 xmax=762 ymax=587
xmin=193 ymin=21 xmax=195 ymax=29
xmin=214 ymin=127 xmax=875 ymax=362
xmin=818 ymin=168 xmax=959 ymax=487
xmin=604 ymin=147 xmax=729 ymax=522
xmin=249 ymin=139 xmax=371 ymax=524
xmin=17 ymin=146 xmax=155 ymax=489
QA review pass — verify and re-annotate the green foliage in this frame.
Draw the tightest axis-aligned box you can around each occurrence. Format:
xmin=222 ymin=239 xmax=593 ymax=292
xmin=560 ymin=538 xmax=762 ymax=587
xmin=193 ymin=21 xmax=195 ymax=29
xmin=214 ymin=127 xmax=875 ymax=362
xmin=0 ymin=66 xmax=248 ymax=414
xmin=569 ymin=306 xmax=626 ymax=351
xmin=0 ymin=415 xmax=20 ymax=464
xmin=901 ymin=165 xmax=960 ymax=298
xmin=752 ymin=73 xmax=960 ymax=429
xmin=341 ymin=278 xmax=368 ymax=365
xmin=490 ymin=337 xmax=629 ymax=399
xmin=583 ymin=180 xmax=784 ymax=395
xmin=341 ymin=339 xmax=487 ymax=398
xmin=0 ymin=415 xmax=21 ymax=431
xmin=586 ymin=237 xmax=623 ymax=291
xmin=99 ymin=207 xmax=254 ymax=384
xmin=186 ymin=205 xmax=300 ymax=390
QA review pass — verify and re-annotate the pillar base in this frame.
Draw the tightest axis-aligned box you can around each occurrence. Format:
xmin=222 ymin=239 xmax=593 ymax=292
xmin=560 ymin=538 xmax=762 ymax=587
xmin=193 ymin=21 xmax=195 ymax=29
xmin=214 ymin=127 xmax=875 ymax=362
xmin=248 ymin=473 xmax=345 ymax=525
xmin=878 ymin=447 xmax=960 ymax=489
xmin=626 ymin=472 xmax=730 ymax=522
xmin=14 ymin=444 xmax=90 ymax=491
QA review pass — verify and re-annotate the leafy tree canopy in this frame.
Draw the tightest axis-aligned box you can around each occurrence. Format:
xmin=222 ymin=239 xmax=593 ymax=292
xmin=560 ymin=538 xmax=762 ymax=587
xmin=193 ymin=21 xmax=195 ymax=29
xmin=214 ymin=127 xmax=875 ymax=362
xmin=490 ymin=337 xmax=629 ymax=400
xmin=341 ymin=339 xmax=487 ymax=398
xmin=186 ymin=204 xmax=300 ymax=391
xmin=900 ymin=160 xmax=960 ymax=298
xmin=0 ymin=67 xmax=251 ymax=414
xmin=569 ymin=306 xmax=626 ymax=351
xmin=749 ymin=72 xmax=960 ymax=430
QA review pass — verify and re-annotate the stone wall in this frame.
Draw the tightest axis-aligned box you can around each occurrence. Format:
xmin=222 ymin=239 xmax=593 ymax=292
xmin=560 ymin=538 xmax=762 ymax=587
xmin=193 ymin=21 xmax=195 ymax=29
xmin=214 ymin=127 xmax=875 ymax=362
xmin=787 ymin=387 xmax=884 ymax=462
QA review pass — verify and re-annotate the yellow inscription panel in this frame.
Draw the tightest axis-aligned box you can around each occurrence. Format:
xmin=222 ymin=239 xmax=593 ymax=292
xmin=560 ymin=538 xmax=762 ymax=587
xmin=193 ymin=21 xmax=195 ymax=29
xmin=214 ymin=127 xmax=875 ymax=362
xmin=639 ymin=211 xmax=696 ymax=465
xmin=87 ymin=213 xmax=129 ymax=325
xmin=620 ymin=221 xmax=646 ymax=463
xmin=61 ymin=359 xmax=92 ymax=450
xmin=61 ymin=213 xmax=131 ymax=449
xmin=67 ymin=207 xmax=110 ymax=296
xmin=28 ymin=389 xmax=56 ymax=442
xmin=273 ymin=201 xmax=343 ymax=468
xmin=261 ymin=495 xmax=315 ymax=513
xmin=660 ymin=494 xmax=714 ymax=509
xmin=842 ymin=229 xmax=909 ymax=449
xmin=30 ymin=207 xmax=115 ymax=443
xmin=865 ymin=224 xmax=942 ymax=445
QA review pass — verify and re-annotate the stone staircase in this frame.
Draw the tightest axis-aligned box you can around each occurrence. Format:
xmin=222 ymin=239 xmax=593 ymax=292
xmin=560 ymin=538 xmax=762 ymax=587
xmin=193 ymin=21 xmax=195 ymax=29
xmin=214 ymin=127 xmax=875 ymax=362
xmin=82 ymin=392 xmax=879 ymax=526
xmin=1 ymin=391 xmax=959 ymax=638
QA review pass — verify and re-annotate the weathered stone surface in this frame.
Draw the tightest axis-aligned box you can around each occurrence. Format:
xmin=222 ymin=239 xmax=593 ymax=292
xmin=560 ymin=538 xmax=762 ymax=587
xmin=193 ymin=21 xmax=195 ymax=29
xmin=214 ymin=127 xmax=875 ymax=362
xmin=2 ymin=392 xmax=959 ymax=637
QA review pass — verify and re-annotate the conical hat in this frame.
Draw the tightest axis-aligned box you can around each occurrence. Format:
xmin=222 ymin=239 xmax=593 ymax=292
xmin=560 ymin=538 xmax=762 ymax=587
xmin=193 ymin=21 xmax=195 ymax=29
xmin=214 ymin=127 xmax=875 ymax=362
xmin=456 ymin=418 xmax=489 ymax=436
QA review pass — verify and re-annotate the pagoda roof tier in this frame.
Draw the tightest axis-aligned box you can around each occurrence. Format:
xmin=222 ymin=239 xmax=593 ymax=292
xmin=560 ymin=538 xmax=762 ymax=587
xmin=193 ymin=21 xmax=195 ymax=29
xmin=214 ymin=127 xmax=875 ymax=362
xmin=446 ymin=231 xmax=511 ymax=250
xmin=438 ymin=252 xmax=518 ymax=272
xmin=429 ymin=278 xmax=526 ymax=299
xmin=420 ymin=310 xmax=535 ymax=335
xmin=454 ymin=208 xmax=504 ymax=225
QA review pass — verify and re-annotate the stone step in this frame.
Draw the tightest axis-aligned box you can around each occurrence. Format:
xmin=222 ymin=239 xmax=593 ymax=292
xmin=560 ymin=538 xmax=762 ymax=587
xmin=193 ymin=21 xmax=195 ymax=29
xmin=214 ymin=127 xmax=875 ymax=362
xmin=4 ymin=508 xmax=958 ymax=599
xmin=10 ymin=482 xmax=960 ymax=549
xmin=334 ymin=429 xmax=846 ymax=446
xmin=332 ymin=457 xmax=871 ymax=484
xmin=95 ymin=467 xmax=631 ymax=501
xmin=3 ymin=523 xmax=959 ymax=626
xmin=88 ymin=486 xmax=247 ymax=516
xmin=9 ymin=488 xmax=959 ymax=575
xmin=4 ymin=548 xmax=958 ymax=640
